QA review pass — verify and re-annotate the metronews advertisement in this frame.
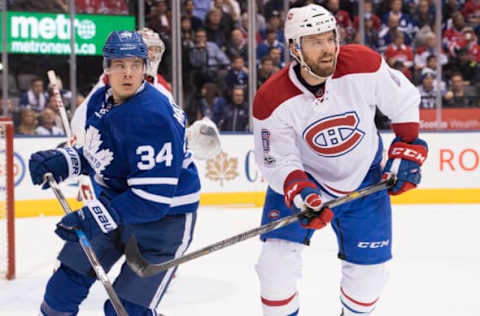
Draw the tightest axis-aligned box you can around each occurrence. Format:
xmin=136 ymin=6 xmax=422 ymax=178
xmin=9 ymin=133 xmax=480 ymax=217
xmin=1 ymin=12 xmax=135 ymax=55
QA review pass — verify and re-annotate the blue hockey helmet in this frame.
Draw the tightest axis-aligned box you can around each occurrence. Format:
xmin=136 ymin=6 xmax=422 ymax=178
xmin=102 ymin=30 xmax=148 ymax=69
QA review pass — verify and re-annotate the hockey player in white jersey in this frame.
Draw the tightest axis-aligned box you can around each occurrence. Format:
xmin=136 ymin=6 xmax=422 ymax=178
xmin=30 ymin=30 xmax=200 ymax=315
xmin=71 ymin=27 xmax=221 ymax=160
xmin=253 ymin=4 xmax=428 ymax=316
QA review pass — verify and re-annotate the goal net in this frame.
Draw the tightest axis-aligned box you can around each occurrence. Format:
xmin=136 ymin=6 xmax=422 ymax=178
xmin=0 ymin=117 xmax=15 ymax=280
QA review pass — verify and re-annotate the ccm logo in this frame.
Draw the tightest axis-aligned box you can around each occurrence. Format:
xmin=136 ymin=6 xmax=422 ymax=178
xmin=357 ymin=240 xmax=390 ymax=248
xmin=391 ymin=148 xmax=426 ymax=164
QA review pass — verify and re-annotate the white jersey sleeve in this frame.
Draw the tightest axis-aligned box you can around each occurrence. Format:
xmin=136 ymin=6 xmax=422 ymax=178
xmin=71 ymin=74 xmax=106 ymax=147
xmin=374 ymin=59 xmax=420 ymax=124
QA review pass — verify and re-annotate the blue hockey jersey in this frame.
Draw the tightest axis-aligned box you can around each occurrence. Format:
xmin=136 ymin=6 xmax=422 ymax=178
xmin=78 ymin=82 xmax=200 ymax=224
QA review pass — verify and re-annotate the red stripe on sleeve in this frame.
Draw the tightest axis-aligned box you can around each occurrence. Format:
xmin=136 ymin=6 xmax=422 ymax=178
xmin=392 ymin=122 xmax=419 ymax=143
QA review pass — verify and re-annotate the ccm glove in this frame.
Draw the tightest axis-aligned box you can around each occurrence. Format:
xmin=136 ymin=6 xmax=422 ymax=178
xmin=55 ymin=196 xmax=120 ymax=242
xmin=29 ymin=147 xmax=82 ymax=189
xmin=284 ymin=173 xmax=333 ymax=230
xmin=383 ymin=137 xmax=428 ymax=195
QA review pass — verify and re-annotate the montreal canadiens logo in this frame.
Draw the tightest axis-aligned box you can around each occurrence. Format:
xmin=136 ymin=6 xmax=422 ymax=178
xmin=303 ymin=112 xmax=365 ymax=157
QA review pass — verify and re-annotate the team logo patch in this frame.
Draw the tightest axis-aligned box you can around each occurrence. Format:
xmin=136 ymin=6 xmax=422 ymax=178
xmin=261 ymin=129 xmax=276 ymax=167
xmin=303 ymin=112 xmax=365 ymax=157
xmin=83 ymin=126 xmax=114 ymax=173
xmin=268 ymin=209 xmax=281 ymax=219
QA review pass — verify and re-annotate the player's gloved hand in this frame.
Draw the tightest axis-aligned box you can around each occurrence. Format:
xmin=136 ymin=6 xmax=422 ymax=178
xmin=55 ymin=196 xmax=120 ymax=242
xmin=285 ymin=180 xmax=333 ymax=230
xmin=383 ymin=137 xmax=428 ymax=195
xmin=187 ymin=117 xmax=221 ymax=160
xmin=29 ymin=147 xmax=82 ymax=189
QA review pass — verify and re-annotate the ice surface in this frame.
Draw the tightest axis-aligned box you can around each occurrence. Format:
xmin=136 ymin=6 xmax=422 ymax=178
xmin=1 ymin=204 xmax=479 ymax=315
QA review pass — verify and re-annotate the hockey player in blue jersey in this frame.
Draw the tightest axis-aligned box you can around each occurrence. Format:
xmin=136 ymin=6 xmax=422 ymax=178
xmin=29 ymin=30 xmax=200 ymax=315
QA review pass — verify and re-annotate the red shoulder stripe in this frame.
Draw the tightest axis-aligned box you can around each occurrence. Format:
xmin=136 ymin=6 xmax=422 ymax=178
xmin=333 ymin=44 xmax=382 ymax=79
xmin=253 ymin=65 xmax=303 ymax=120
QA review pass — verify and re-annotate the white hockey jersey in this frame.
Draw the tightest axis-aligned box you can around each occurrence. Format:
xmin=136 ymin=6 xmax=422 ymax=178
xmin=253 ymin=44 xmax=420 ymax=196
xmin=71 ymin=73 xmax=173 ymax=147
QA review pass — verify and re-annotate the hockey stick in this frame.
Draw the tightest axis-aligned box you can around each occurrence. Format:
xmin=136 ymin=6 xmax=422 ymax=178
xmin=125 ymin=176 xmax=396 ymax=277
xmin=44 ymin=173 xmax=128 ymax=316
xmin=47 ymin=70 xmax=98 ymax=204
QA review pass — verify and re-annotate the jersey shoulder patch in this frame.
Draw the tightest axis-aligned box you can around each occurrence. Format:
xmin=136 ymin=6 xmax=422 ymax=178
xmin=333 ymin=44 xmax=382 ymax=79
xmin=253 ymin=65 xmax=303 ymax=120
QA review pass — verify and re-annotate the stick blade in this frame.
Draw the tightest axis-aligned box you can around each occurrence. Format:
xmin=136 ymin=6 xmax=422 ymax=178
xmin=125 ymin=235 xmax=151 ymax=277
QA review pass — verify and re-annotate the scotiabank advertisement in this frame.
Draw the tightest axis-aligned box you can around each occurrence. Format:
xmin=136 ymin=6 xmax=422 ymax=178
xmin=9 ymin=132 xmax=480 ymax=217
xmin=420 ymin=109 xmax=480 ymax=130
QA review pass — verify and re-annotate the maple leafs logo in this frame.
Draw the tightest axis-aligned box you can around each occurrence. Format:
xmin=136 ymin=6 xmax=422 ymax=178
xmin=83 ymin=126 xmax=114 ymax=173
xmin=205 ymin=151 xmax=238 ymax=186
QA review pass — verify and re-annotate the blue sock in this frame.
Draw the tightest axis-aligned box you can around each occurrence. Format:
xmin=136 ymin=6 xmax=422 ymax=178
xmin=288 ymin=309 xmax=299 ymax=316
xmin=42 ymin=264 xmax=95 ymax=315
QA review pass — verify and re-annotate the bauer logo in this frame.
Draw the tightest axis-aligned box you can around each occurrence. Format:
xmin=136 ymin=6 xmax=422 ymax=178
xmin=303 ymin=112 xmax=365 ymax=157
xmin=268 ymin=209 xmax=281 ymax=219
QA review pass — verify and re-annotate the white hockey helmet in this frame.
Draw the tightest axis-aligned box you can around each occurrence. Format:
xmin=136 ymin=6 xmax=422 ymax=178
xmin=284 ymin=4 xmax=339 ymax=80
xmin=285 ymin=4 xmax=338 ymax=47
xmin=137 ymin=27 xmax=165 ymax=77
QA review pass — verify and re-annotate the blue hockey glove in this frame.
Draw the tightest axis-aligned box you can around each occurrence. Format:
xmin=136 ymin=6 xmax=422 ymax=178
xmin=29 ymin=147 xmax=82 ymax=189
xmin=383 ymin=137 xmax=428 ymax=195
xmin=55 ymin=196 xmax=120 ymax=242
xmin=284 ymin=176 xmax=333 ymax=230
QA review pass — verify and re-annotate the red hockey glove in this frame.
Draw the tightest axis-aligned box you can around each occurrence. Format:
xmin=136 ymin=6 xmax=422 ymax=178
xmin=383 ymin=137 xmax=428 ymax=195
xmin=284 ymin=172 xmax=333 ymax=230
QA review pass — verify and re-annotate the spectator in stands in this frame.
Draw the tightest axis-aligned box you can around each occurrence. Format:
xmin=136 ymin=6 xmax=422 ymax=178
xmin=353 ymin=0 xmax=381 ymax=32
xmin=0 ymin=98 xmax=14 ymax=118
xmin=384 ymin=30 xmax=414 ymax=69
xmin=462 ymin=27 xmax=480 ymax=62
xmin=257 ymin=29 xmax=286 ymax=63
xmin=224 ymin=55 xmax=248 ymax=94
xmin=461 ymin=0 xmax=480 ymax=26
xmin=225 ymin=28 xmax=248 ymax=61
xmin=411 ymin=0 xmax=435 ymax=29
xmin=16 ymin=108 xmax=38 ymax=135
xmin=443 ymin=0 xmax=462 ymax=23
xmin=268 ymin=46 xmax=285 ymax=69
xmin=45 ymin=95 xmax=66 ymax=132
xmin=443 ymin=11 xmax=467 ymax=57
xmin=444 ymin=46 xmax=480 ymax=85
xmin=382 ymin=0 xmax=417 ymax=40
xmin=184 ymin=0 xmax=204 ymax=31
xmin=417 ymin=69 xmax=440 ymax=109
xmin=48 ymin=75 xmax=73 ymax=112
xmin=188 ymin=28 xmax=230 ymax=87
xmin=414 ymin=31 xmax=448 ymax=73
xmin=259 ymin=10 xmax=285 ymax=44
xmin=193 ymin=0 xmax=213 ymax=21
xmin=327 ymin=0 xmax=354 ymax=43
xmin=19 ymin=77 xmax=49 ymax=113
xmin=75 ymin=0 xmax=128 ymax=14
xmin=239 ymin=12 xmax=263 ymax=44
xmin=212 ymin=0 xmax=241 ymax=23
xmin=147 ymin=0 xmax=171 ymax=40
xmin=257 ymin=56 xmax=277 ymax=88
xmin=205 ymin=7 xmax=233 ymax=51
xmin=75 ymin=94 xmax=85 ymax=113
xmin=187 ymin=82 xmax=221 ymax=123
xmin=216 ymin=86 xmax=249 ymax=132
xmin=377 ymin=14 xmax=411 ymax=53
xmin=444 ymin=72 xmax=479 ymax=107
xmin=35 ymin=108 xmax=65 ymax=136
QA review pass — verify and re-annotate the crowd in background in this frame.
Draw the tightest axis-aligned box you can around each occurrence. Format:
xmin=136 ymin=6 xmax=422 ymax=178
xmin=2 ymin=0 xmax=480 ymax=135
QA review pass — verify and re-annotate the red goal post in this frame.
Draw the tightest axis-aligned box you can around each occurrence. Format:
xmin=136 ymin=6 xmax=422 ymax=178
xmin=0 ymin=117 xmax=15 ymax=280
